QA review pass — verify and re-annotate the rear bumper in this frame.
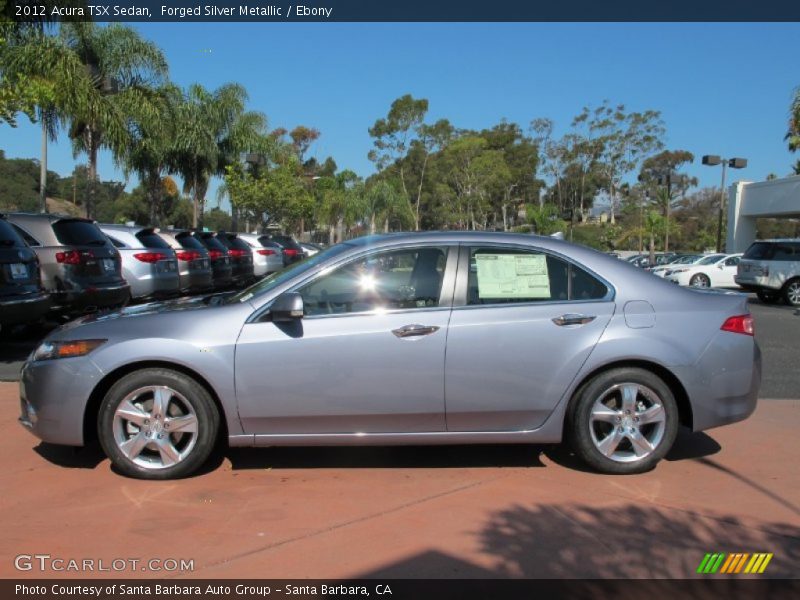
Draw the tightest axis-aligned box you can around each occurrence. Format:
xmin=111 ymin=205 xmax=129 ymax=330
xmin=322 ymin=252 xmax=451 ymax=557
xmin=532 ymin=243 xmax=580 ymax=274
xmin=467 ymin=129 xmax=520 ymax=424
xmin=128 ymin=272 xmax=181 ymax=301
xmin=51 ymin=282 xmax=130 ymax=314
xmin=674 ymin=336 xmax=761 ymax=432
xmin=0 ymin=292 xmax=52 ymax=325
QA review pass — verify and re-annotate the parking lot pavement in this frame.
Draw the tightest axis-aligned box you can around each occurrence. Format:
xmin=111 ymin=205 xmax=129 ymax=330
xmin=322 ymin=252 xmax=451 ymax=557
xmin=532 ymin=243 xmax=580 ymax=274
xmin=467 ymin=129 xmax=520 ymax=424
xmin=0 ymin=380 xmax=797 ymax=579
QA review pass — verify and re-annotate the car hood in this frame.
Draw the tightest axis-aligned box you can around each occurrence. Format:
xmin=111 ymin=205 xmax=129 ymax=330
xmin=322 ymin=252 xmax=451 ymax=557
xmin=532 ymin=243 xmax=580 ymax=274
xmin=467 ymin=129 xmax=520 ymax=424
xmin=54 ymin=293 xmax=231 ymax=334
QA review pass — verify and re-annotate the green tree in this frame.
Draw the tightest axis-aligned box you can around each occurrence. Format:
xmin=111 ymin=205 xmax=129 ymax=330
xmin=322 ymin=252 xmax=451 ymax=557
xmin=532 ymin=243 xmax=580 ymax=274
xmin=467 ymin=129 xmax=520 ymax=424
xmin=638 ymin=150 xmax=696 ymax=251
xmin=575 ymin=101 xmax=665 ymax=224
xmin=171 ymin=82 xmax=269 ymax=228
xmin=787 ymin=87 xmax=800 ymax=154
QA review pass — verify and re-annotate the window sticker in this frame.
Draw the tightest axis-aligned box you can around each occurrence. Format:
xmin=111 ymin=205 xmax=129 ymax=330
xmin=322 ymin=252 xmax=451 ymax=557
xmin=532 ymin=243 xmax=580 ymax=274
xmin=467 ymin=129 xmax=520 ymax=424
xmin=475 ymin=253 xmax=550 ymax=299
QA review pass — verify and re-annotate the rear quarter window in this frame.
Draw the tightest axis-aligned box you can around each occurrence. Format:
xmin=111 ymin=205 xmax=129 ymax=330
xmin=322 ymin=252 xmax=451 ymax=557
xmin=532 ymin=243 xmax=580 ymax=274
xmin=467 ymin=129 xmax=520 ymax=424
xmin=53 ymin=220 xmax=108 ymax=246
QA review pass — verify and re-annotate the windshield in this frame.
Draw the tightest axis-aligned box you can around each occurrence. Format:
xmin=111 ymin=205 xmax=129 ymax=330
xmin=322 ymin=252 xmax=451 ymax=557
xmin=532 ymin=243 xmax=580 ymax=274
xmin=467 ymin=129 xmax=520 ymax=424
xmin=698 ymin=254 xmax=724 ymax=265
xmin=225 ymin=242 xmax=353 ymax=304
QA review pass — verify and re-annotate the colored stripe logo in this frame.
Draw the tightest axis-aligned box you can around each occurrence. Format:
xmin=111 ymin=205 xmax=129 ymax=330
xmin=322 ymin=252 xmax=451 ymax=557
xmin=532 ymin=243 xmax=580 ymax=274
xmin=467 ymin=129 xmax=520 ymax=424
xmin=697 ymin=552 xmax=773 ymax=574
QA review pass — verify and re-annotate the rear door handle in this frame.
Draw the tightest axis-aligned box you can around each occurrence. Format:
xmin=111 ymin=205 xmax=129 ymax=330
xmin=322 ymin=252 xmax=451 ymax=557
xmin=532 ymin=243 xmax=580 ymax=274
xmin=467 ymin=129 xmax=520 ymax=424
xmin=552 ymin=314 xmax=596 ymax=327
xmin=392 ymin=324 xmax=441 ymax=338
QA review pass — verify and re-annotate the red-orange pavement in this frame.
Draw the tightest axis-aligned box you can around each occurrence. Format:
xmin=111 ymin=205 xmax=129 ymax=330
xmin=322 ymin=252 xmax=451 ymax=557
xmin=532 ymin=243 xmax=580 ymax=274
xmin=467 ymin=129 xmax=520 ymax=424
xmin=1 ymin=381 xmax=798 ymax=579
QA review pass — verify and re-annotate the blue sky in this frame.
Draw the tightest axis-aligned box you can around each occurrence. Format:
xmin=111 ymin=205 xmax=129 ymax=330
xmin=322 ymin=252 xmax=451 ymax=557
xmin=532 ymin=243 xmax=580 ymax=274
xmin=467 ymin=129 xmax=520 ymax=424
xmin=2 ymin=22 xmax=798 ymax=211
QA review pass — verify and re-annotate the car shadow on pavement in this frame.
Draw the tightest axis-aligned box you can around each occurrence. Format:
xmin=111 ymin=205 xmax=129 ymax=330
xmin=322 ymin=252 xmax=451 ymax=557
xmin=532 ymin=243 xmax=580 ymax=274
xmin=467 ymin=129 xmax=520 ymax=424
xmin=34 ymin=441 xmax=106 ymax=469
xmin=226 ymin=444 xmax=546 ymax=470
xmin=359 ymin=504 xmax=800 ymax=580
xmin=542 ymin=428 xmax=721 ymax=473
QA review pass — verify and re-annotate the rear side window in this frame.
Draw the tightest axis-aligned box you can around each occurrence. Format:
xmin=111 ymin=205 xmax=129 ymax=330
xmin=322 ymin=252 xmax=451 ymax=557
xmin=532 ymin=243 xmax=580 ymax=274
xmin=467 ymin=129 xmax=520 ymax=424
xmin=136 ymin=230 xmax=172 ymax=250
xmin=467 ymin=247 xmax=608 ymax=305
xmin=772 ymin=243 xmax=800 ymax=261
xmin=175 ymin=233 xmax=205 ymax=250
xmin=53 ymin=220 xmax=108 ymax=246
xmin=0 ymin=220 xmax=25 ymax=247
xmin=744 ymin=242 xmax=775 ymax=260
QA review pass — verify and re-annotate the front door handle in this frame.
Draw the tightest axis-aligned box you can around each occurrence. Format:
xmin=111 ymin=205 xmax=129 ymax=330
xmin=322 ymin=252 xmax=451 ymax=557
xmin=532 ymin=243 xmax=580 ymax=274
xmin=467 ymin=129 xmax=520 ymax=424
xmin=392 ymin=324 xmax=441 ymax=338
xmin=552 ymin=314 xmax=596 ymax=327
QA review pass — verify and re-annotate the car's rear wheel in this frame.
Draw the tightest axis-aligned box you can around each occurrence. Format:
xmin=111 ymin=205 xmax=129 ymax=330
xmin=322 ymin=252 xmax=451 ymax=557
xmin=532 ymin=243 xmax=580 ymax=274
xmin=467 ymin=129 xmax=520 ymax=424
xmin=690 ymin=273 xmax=710 ymax=288
xmin=756 ymin=290 xmax=781 ymax=304
xmin=568 ymin=368 xmax=679 ymax=474
xmin=782 ymin=278 xmax=800 ymax=307
xmin=97 ymin=368 xmax=219 ymax=480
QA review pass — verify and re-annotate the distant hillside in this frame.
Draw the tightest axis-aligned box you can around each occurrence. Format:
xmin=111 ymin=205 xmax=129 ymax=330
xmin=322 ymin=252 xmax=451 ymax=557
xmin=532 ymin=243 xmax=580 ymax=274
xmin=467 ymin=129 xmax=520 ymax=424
xmin=46 ymin=197 xmax=83 ymax=217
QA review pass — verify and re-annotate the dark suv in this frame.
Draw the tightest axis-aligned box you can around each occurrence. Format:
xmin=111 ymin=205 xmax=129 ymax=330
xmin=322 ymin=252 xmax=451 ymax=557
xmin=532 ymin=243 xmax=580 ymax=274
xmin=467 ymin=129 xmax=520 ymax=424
xmin=191 ymin=231 xmax=233 ymax=290
xmin=6 ymin=213 xmax=130 ymax=315
xmin=0 ymin=214 xmax=51 ymax=327
xmin=217 ymin=232 xmax=255 ymax=287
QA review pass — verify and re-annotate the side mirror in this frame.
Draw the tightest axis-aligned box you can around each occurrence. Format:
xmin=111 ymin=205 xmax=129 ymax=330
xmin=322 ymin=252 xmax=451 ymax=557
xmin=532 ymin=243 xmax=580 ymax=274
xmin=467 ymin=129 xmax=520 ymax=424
xmin=270 ymin=292 xmax=304 ymax=322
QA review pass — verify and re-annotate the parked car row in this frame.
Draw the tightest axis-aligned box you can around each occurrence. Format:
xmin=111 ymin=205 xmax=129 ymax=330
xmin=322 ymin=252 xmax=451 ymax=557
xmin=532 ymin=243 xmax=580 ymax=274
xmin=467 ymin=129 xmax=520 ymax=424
xmin=0 ymin=212 xmax=310 ymax=329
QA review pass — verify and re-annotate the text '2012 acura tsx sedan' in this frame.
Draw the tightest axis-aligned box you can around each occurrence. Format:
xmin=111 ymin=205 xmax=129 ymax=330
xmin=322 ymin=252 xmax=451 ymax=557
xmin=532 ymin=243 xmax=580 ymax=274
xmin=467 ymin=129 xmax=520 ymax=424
xmin=18 ymin=232 xmax=761 ymax=479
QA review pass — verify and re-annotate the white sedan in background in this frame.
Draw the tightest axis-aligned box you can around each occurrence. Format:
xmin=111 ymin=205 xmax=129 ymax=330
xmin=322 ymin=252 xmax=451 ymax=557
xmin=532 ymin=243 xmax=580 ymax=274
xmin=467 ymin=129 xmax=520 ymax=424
xmin=664 ymin=253 xmax=743 ymax=288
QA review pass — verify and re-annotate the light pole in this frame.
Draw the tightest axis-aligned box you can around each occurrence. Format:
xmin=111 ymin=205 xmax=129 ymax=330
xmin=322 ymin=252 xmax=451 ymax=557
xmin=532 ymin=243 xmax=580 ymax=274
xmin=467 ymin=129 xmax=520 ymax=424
xmin=702 ymin=155 xmax=747 ymax=253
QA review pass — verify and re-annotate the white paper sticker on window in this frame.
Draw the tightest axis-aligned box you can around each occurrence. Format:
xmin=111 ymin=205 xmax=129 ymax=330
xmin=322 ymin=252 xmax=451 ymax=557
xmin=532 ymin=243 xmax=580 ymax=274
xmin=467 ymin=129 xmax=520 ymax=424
xmin=475 ymin=253 xmax=550 ymax=299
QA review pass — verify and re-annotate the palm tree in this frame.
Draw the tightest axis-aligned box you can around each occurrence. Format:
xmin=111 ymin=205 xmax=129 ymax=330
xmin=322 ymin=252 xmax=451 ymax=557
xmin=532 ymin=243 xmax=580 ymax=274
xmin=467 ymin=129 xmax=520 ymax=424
xmin=2 ymin=23 xmax=168 ymax=218
xmin=61 ymin=22 xmax=168 ymax=219
xmin=363 ymin=179 xmax=412 ymax=234
xmin=118 ymin=84 xmax=180 ymax=226
xmin=171 ymin=83 xmax=269 ymax=228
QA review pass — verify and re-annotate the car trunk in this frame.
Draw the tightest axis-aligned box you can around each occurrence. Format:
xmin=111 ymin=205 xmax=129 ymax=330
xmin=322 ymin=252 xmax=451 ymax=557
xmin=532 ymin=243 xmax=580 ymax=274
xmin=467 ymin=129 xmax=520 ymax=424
xmin=52 ymin=219 xmax=123 ymax=284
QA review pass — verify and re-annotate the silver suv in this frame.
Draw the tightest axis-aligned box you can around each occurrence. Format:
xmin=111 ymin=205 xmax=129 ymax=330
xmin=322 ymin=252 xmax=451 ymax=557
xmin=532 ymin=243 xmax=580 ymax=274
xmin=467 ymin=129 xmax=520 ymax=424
xmin=6 ymin=213 xmax=129 ymax=315
xmin=98 ymin=225 xmax=180 ymax=302
xmin=236 ymin=233 xmax=284 ymax=278
xmin=736 ymin=239 xmax=800 ymax=306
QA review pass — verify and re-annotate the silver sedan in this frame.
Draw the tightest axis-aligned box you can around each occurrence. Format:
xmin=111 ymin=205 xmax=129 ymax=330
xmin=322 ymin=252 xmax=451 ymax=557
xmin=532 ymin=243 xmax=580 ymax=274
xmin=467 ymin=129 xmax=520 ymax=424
xmin=19 ymin=232 xmax=761 ymax=479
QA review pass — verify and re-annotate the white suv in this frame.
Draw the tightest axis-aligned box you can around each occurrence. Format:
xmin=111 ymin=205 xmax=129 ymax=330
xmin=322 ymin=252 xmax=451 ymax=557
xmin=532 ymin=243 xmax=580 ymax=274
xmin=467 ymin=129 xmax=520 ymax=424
xmin=736 ymin=239 xmax=800 ymax=306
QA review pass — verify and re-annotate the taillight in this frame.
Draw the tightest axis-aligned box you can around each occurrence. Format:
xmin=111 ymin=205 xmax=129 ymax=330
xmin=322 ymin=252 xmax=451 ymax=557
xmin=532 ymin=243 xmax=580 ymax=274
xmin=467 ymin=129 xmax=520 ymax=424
xmin=721 ymin=314 xmax=754 ymax=336
xmin=283 ymin=249 xmax=298 ymax=257
xmin=133 ymin=252 xmax=168 ymax=263
xmin=227 ymin=249 xmax=247 ymax=258
xmin=55 ymin=250 xmax=82 ymax=265
xmin=176 ymin=250 xmax=200 ymax=262
xmin=257 ymin=249 xmax=275 ymax=256
xmin=208 ymin=249 xmax=225 ymax=260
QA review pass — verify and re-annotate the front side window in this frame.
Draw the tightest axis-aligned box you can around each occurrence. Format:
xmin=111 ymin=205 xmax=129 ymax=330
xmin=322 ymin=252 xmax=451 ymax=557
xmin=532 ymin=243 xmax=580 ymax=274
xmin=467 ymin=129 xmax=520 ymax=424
xmin=466 ymin=247 xmax=608 ymax=305
xmin=298 ymin=247 xmax=449 ymax=316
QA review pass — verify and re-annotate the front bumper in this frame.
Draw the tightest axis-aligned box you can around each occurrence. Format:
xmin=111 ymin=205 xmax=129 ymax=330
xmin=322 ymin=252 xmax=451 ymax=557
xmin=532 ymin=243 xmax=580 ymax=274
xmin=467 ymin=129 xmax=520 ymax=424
xmin=0 ymin=291 xmax=51 ymax=325
xmin=18 ymin=356 xmax=105 ymax=446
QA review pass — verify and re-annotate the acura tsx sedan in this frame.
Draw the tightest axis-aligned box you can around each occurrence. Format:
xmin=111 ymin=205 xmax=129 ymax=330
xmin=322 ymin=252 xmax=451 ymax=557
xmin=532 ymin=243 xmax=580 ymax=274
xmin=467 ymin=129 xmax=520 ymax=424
xmin=18 ymin=232 xmax=761 ymax=479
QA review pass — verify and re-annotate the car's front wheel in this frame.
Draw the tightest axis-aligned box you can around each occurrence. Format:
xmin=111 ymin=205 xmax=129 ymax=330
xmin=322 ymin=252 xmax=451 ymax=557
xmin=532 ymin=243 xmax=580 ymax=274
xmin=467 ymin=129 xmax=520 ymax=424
xmin=97 ymin=368 xmax=219 ymax=480
xmin=568 ymin=368 xmax=679 ymax=474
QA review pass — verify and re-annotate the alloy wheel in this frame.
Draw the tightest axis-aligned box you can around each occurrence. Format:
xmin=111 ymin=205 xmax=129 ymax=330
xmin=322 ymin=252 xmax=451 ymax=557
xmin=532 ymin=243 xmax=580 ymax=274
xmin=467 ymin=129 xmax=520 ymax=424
xmin=112 ymin=386 xmax=199 ymax=470
xmin=589 ymin=383 xmax=667 ymax=463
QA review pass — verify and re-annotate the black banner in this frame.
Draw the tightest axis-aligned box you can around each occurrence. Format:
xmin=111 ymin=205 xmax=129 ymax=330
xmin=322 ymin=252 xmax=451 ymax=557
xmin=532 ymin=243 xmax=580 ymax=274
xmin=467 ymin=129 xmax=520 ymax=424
xmin=6 ymin=0 xmax=800 ymax=23
xmin=4 ymin=579 xmax=800 ymax=600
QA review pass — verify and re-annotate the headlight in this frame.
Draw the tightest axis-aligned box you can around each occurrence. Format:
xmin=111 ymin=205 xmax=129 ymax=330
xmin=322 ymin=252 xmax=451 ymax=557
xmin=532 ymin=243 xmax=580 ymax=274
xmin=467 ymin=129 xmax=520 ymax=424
xmin=32 ymin=339 xmax=106 ymax=361
xmin=670 ymin=268 xmax=689 ymax=274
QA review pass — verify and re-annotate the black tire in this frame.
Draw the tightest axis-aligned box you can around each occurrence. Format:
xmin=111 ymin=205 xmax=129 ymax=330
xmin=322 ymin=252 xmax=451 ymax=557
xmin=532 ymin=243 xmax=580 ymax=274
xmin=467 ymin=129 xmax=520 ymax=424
xmin=567 ymin=367 xmax=679 ymax=475
xmin=97 ymin=368 xmax=219 ymax=480
xmin=782 ymin=278 xmax=800 ymax=307
xmin=689 ymin=273 xmax=710 ymax=288
xmin=756 ymin=290 xmax=780 ymax=304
